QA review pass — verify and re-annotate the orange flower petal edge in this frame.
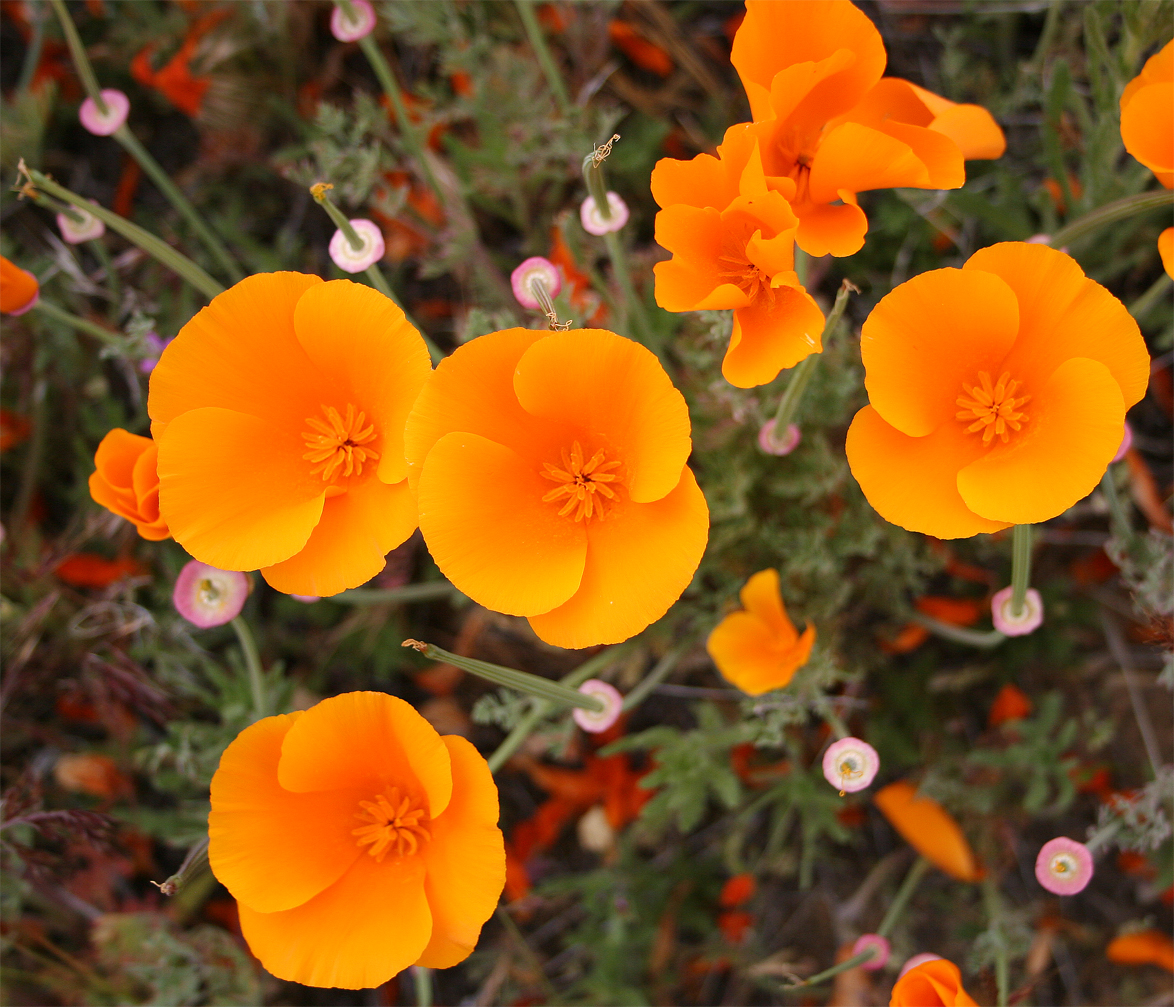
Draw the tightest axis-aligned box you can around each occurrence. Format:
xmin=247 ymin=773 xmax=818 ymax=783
xmin=889 ymin=958 xmax=978 ymax=1007
xmin=209 ymin=692 xmax=505 ymax=989
xmin=874 ymin=781 xmax=979 ymax=882
xmin=1 ymin=256 xmax=40 ymax=315
xmin=1120 ymin=40 xmax=1173 ymax=188
xmin=1107 ymin=929 xmax=1174 ymax=972
xmin=150 ymin=273 xmax=432 ymax=597
xmin=707 ymin=569 xmax=816 ymax=695
xmin=404 ymin=327 xmax=709 ymax=649
xmin=88 ymin=429 xmax=170 ymax=541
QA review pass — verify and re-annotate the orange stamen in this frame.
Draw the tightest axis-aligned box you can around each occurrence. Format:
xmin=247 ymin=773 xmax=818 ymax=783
xmin=302 ymin=404 xmax=380 ymax=481
xmin=352 ymin=786 xmax=431 ymax=861
xmin=541 ymin=440 xmax=622 ymax=523
xmin=956 ymin=370 xmax=1031 ymax=445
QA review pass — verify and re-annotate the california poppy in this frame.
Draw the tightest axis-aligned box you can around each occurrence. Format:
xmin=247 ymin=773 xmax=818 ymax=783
xmin=874 ymin=781 xmax=979 ymax=882
xmin=209 ymin=692 xmax=505 ymax=988
xmin=1120 ymin=40 xmax=1172 ymax=188
xmin=131 ymin=9 xmax=231 ymax=117
xmin=89 ymin=429 xmax=169 ymax=541
xmin=706 ymin=569 xmax=815 ymax=695
xmin=1107 ymin=929 xmax=1174 ymax=972
xmin=149 ymin=273 xmax=431 ymax=597
xmin=729 ymin=0 xmax=1004 ymax=256
xmin=403 ymin=327 xmax=709 ymax=649
xmin=889 ymin=957 xmax=977 ymax=1006
xmin=987 ymin=683 xmax=1032 ymax=727
xmin=0 ymin=256 xmax=39 ymax=315
xmin=846 ymin=242 xmax=1150 ymax=538
xmin=652 ymin=130 xmax=826 ymax=388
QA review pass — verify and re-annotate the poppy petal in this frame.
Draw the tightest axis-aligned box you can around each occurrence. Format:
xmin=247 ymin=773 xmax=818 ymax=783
xmin=809 ymin=122 xmax=930 ymax=203
xmin=874 ymin=780 xmax=980 ymax=882
xmin=651 ymin=150 xmax=731 ymax=210
xmin=1160 ymin=227 xmax=1173 ymax=279
xmin=928 ymin=103 xmax=1006 ymax=160
xmin=261 ymin=477 xmax=418 ymax=597
xmin=238 ymin=850 xmax=431 ymax=990
xmin=846 ymin=406 xmax=1009 ymax=539
xmin=157 ymin=407 xmax=326 ymax=570
xmin=208 ymin=712 xmax=366 ymax=914
xmin=711 ymin=615 xmax=815 ymax=696
xmin=89 ymin=429 xmax=146 ymax=521
xmin=725 ymin=285 xmax=826 ymax=388
xmin=527 ymin=466 xmax=709 ymax=649
xmin=795 ymin=200 xmax=869 ymax=257
xmin=653 ymin=204 xmax=748 ymax=310
xmin=277 ymin=692 xmax=453 ymax=820
xmin=130 ymin=444 xmax=168 ymax=539
xmin=957 ymin=357 xmax=1125 ymax=524
xmin=416 ymin=736 xmax=506 ymax=969
xmin=738 ymin=569 xmax=796 ymax=643
xmin=1121 ymin=82 xmax=1173 ymax=178
xmin=417 ymin=431 xmax=587 ymax=616
xmin=879 ymin=121 xmax=965 ymax=189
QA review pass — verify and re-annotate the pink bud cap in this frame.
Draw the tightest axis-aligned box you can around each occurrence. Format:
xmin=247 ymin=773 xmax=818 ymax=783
xmin=822 ymin=737 xmax=879 ymax=793
xmin=1112 ymin=422 xmax=1132 ymax=463
xmin=580 ymin=192 xmax=629 ymax=235
xmin=290 ymin=594 xmax=320 ymax=604
xmin=330 ymin=0 xmax=376 ymax=41
xmin=511 ymin=256 xmax=562 ymax=310
xmin=79 ymin=89 xmax=130 ymax=136
xmin=57 ymin=206 xmax=105 ymax=244
xmin=852 ymin=934 xmax=890 ymax=971
xmin=572 ymin=679 xmax=623 ymax=733
xmin=758 ymin=419 xmax=801 ymax=456
xmin=173 ymin=560 xmax=249 ymax=628
xmin=898 ymin=953 xmax=942 ymax=978
xmin=991 ymin=586 xmax=1043 ymax=636
xmin=328 ymin=219 xmax=385 ymax=273
xmin=1035 ymin=836 xmax=1093 ymax=895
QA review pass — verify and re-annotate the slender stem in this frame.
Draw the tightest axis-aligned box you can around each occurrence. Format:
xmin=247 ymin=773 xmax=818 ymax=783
xmin=231 ymin=617 xmax=267 ymax=720
xmin=1084 ymin=819 xmax=1121 ymax=854
xmin=24 ymin=187 xmax=86 ymax=224
xmin=403 ymin=640 xmax=605 ymax=712
xmin=11 ymin=374 xmax=47 ymax=541
xmin=34 ymin=299 xmax=123 ymax=345
xmin=794 ymin=247 xmax=809 ymax=287
xmin=1129 ymin=273 xmax=1172 ymax=321
xmin=515 ymin=0 xmax=572 ymax=116
xmin=314 ymin=187 xmax=365 ymax=251
xmin=982 ymin=877 xmax=1009 ymax=1007
xmin=333 ymin=582 xmax=462 ymax=605
xmin=89 ymin=239 xmax=121 ymax=318
xmin=603 ymin=230 xmax=652 ymax=344
xmin=48 ymin=0 xmax=106 ymax=112
xmin=788 ymin=947 xmax=877 ymax=988
xmin=909 ymin=612 xmax=1006 ymax=649
xmin=413 ymin=966 xmax=432 ymax=1007
xmin=16 ymin=5 xmax=44 ymax=95
xmin=582 ymin=145 xmax=614 ymax=217
xmin=877 ymin=855 xmax=930 ymax=939
xmin=822 ymin=707 xmax=850 ymax=741
xmin=1101 ymin=467 xmax=1132 ymax=537
xmin=621 ymin=646 xmax=685 ymax=711
xmin=528 ymin=276 xmax=561 ymax=327
xmin=1049 ymin=189 xmax=1174 ymax=249
xmin=22 ymin=165 xmax=223 ymax=300
xmin=1010 ymin=524 xmax=1033 ymax=617
xmin=112 ymin=125 xmax=243 ymax=283
xmin=151 ymin=837 xmax=210 ymax=897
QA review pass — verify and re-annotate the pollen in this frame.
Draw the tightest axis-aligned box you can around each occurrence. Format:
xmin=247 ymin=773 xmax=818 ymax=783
xmin=352 ymin=787 xmax=431 ymax=862
xmin=302 ymin=404 xmax=380 ymax=481
xmin=956 ymin=370 xmax=1031 ymax=445
xmin=716 ymin=227 xmax=776 ymax=304
xmin=541 ymin=441 xmax=622 ymax=523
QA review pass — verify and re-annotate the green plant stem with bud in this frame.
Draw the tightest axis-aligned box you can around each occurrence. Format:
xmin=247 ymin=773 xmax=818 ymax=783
xmin=514 ymin=0 xmax=572 ymax=117
xmin=910 ymin=612 xmax=1006 ymax=649
xmin=151 ymin=837 xmax=210 ymax=898
xmin=1049 ymin=189 xmax=1174 ymax=249
xmin=1085 ymin=819 xmax=1121 ymax=853
xmin=787 ymin=946 xmax=878 ymax=988
xmin=1010 ymin=523 xmax=1033 ymax=617
xmin=877 ymin=855 xmax=930 ymax=938
xmin=33 ymin=299 xmax=123 ymax=346
xmin=231 ymin=617 xmax=267 ymax=721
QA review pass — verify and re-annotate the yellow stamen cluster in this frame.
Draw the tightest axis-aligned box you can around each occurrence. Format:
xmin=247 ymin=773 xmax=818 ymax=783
xmin=303 ymin=404 xmax=379 ymax=481
xmin=541 ymin=441 xmax=621 ymax=522
xmin=956 ymin=371 xmax=1031 ymax=445
xmin=352 ymin=787 xmax=431 ymax=861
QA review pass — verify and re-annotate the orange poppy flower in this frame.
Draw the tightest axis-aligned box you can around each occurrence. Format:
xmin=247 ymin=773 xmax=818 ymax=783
xmin=208 ymin=692 xmax=505 ymax=989
xmin=874 ymin=781 xmax=979 ymax=882
xmin=729 ymin=0 xmax=1005 ymax=256
xmin=652 ymin=129 xmax=826 ymax=388
xmin=149 ymin=273 xmax=431 ymax=597
xmin=890 ymin=958 xmax=977 ymax=1006
xmin=1120 ymin=40 xmax=1173 ymax=188
xmin=1160 ymin=227 xmax=1173 ymax=278
xmin=846 ymin=242 xmax=1150 ymax=538
xmin=1 ymin=256 xmax=39 ymax=315
xmin=403 ymin=327 xmax=709 ymax=649
xmin=1107 ymin=929 xmax=1174 ymax=972
xmin=706 ymin=569 xmax=816 ymax=695
xmin=89 ymin=429 xmax=169 ymax=541
xmin=988 ymin=683 xmax=1032 ymax=728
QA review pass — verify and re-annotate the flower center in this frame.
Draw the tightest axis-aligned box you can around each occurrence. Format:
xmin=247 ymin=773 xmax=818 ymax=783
xmin=541 ymin=441 xmax=622 ymax=523
xmin=838 ymin=756 xmax=864 ymax=782
xmin=352 ymin=787 xmax=430 ymax=861
xmin=1049 ymin=852 xmax=1076 ymax=877
xmin=716 ymin=224 xmax=777 ymax=304
xmin=302 ymin=404 xmax=380 ymax=482
xmin=956 ymin=371 xmax=1031 ymax=445
xmin=197 ymin=578 xmax=221 ymax=605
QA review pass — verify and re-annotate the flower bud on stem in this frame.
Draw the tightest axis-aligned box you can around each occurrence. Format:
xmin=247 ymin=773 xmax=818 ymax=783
xmin=1009 ymin=523 xmax=1033 ymax=617
xmin=785 ymin=945 xmax=879 ymax=988
xmin=150 ymin=837 xmax=210 ymax=898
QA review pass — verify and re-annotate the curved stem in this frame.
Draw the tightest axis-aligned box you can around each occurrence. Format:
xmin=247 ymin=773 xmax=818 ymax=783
xmin=603 ymin=230 xmax=652 ymax=344
xmin=788 ymin=946 xmax=877 ymax=988
xmin=1084 ymin=818 xmax=1121 ymax=854
xmin=877 ymin=855 xmax=930 ymax=938
xmin=231 ymin=617 xmax=267 ymax=720
xmin=34 ymin=299 xmax=123 ymax=345
xmin=334 ymin=581 xmax=461 ymax=605
xmin=313 ymin=186 xmax=365 ymax=251
xmin=1129 ymin=273 xmax=1172 ymax=321
xmin=621 ymin=646 xmax=685 ymax=711
xmin=1050 ymin=189 xmax=1173 ymax=248
xmin=909 ymin=612 xmax=1006 ymax=649
xmin=515 ymin=0 xmax=572 ymax=116
xmin=1010 ymin=523 xmax=1033 ymax=617
xmin=16 ymin=5 xmax=44 ymax=95
xmin=48 ymin=0 xmax=105 ymax=112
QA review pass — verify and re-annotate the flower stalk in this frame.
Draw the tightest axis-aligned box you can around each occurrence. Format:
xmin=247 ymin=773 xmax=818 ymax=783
xmin=334 ymin=581 xmax=462 ymax=605
xmin=151 ymin=837 xmax=210 ymax=897
xmin=413 ymin=966 xmax=432 ymax=1007
xmin=231 ymin=616 xmax=268 ymax=721
xmin=47 ymin=0 xmax=105 ymax=113
xmin=1049 ymin=189 xmax=1174 ymax=249
xmin=1009 ymin=523 xmax=1033 ymax=617
xmin=786 ymin=946 xmax=878 ymax=988
xmin=33 ymin=299 xmax=123 ymax=346
xmin=514 ymin=0 xmax=572 ymax=117
xmin=982 ymin=877 xmax=1010 ymax=1007
xmin=910 ymin=612 xmax=1006 ymax=649
xmin=621 ymin=646 xmax=684 ymax=711
xmin=1084 ymin=818 xmax=1121 ymax=854
xmin=877 ymin=855 xmax=930 ymax=938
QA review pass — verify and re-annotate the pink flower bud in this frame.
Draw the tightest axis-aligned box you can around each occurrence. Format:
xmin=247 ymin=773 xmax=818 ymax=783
xmin=328 ymin=219 xmax=385 ymax=273
xmin=79 ymin=89 xmax=130 ymax=136
xmin=173 ymin=560 xmax=249 ymax=628
xmin=330 ymin=0 xmax=376 ymax=42
xmin=822 ymin=737 xmax=879 ymax=793
xmin=57 ymin=206 xmax=105 ymax=244
xmin=1035 ymin=836 xmax=1093 ymax=895
xmin=580 ymin=192 xmax=629 ymax=235
xmin=1112 ymin=421 xmax=1132 ymax=463
xmin=572 ymin=679 xmax=623 ymax=733
xmin=758 ymin=419 xmax=801 ymax=455
xmin=510 ymin=256 xmax=562 ymax=310
xmin=898 ymin=953 xmax=942 ymax=978
xmin=852 ymin=933 xmax=890 ymax=971
xmin=991 ymin=586 xmax=1043 ymax=636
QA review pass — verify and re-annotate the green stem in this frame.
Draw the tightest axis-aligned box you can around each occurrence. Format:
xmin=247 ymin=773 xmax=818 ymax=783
xmin=603 ymin=230 xmax=652 ymax=344
xmin=403 ymin=640 xmax=605 ymax=712
xmin=1010 ymin=523 xmax=1033 ymax=617
xmin=11 ymin=374 xmax=46 ymax=541
xmin=15 ymin=6 xmax=44 ymax=95
xmin=112 ymin=125 xmax=243 ymax=283
xmin=1084 ymin=819 xmax=1121 ymax=854
xmin=48 ymin=0 xmax=105 ymax=111
xmin=151 ymin=837 xmax=209 ymax=897
xmin=314 ymin=187 xmax=365 ymax=250
xmin=1129 ymin=273 xmax=1172 ymax=321
xmin=822 ymin=707 xmax=850 ymax=741
xmin=413 ymin=966 xmax=432 ymax=1007
xmin=333 ymin=582 xmax=462 ymax=605
xmin=34 ymin=299 xmax=123 ymax=345
xmin=1101 ymin=467 xmax=1132 ymax=538
xmin=877 ymin=855 xmax=930 ymax=939
xmin=515 ymin=0 xmax=572 ymax=116
xmin=22 ymin=165 xmax=223 ymax=300
xmin=788 ymin=947 xmax=878 ymax=988
xmin=90 ymin=239 xmax=121 ymax=318
xmin=24 ymin=187 xmax=86 ymax=224
xmin=909 ymin=612 xmax=1006 ymax=650
xmin=528 ymin=276 xmax=560 ymax=326
xmin=621 ymin=647 xmax=684 ymax=711
xmin=231 ymin=617 xmax=267 ymax=720
xmin=1049 ymin=189 xmax=1174 ymax=249
xmin=982 ymin=877 xmax=1009 ymax=1007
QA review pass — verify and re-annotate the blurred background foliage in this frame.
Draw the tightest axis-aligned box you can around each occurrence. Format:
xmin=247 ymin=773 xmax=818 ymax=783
xmin=0 ymin=1 xmax=1171 ymax=1004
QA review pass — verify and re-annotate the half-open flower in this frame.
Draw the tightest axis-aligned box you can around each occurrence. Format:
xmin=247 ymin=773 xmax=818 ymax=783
xmin=173 ymin=561 xmax=249 ymax=628
xmin=846 ymin=242 xmax=1150 ymax=538
xmin=653 ymin=132 xmax=825 ymax=387
xmin=1120 ymin=40 xmax=1172 ymax=188
xmin=150 ymin=273 xmax=432 ymax=597
xmin=890 ymin=957 xmax=977 ymax=1007
xmin=1 ymin=256 xmax=39 ymax=316
xmin=990 ymin=586 xmax=1043 ymax=636
xmin=89 ymin=428 xmax=169 ymax=541
xmin=1035 ymin=836 xmax=1093 ymax=896
xmin=573 ymin=679 xmax=623 ymax=733
xmin=706 ymin=568 xmax=816 ymax=695
xmin=822 ymin=737 xmax=879 ymax=794
xmin=79 ymin=89 xmax=130 ymax=136
xmin=57 ymin=205 xmax=105 ymax=244
xmin=404 ymin=327 xmax=708 ymax=649
xmin=209 ymin=692 xmax=505 ymax=988
xmin=329 ymin=219 xmax=386 ymax=273
xmin=874 ymin=780 xmax=979 ymax=882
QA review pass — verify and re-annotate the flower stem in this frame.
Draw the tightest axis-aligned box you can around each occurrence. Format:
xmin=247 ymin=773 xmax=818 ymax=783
xmin=1101 ymin=467 xmax=1132 ymax=537
xmin=413 ymin=966 xmax=432 ymax=1007
xmin=603 ymin=230 xmax=653 ymax=345
xmin=334 ymin=581 xmax=462 ymax=605
xmin=1129 ymin=273 xmax=1172 ymax=321
xmin=15 ymin=3 xmax=44 ymax=95
xmin=22 ymin=164 xmax=224 ymax=300
xmin=514 ymin=0 xmax=572 ymax=117
xmin=231 ymin=616 xmax=267 ymax=720
xmin=877 ymin=855 xmax=930 ymax=939
xmin=621 ymin=646 xmax=685 ymax=711
xmin=1049 ymin=189 xmax=1174 ymax=249
xmin=150 ymin=837 xmax=210 ymax=897
xmin=909 ymin=612 xmax=1006 ymax=649
xmin=89 ymin=238 xmax=121 ymax=318
xmin=47 ymin=0 xmax=106 ymax=113
xmin=312 ymin=184 xmax=365 ymax=250
xmin=1084 ymin=818 xmax=1121 ymax=854
xmin=787 ymin=947 xmax=878 ymax=988
xmin=1010 ymin=523 xmax=1033 ymax=617
xmin=982 ymin=877 xmax=1009 ymax=1007
xmin=33 ymin=298 xmax=123 ymax=346
xmin=402 ymin=639 xmax=605 ymax=713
